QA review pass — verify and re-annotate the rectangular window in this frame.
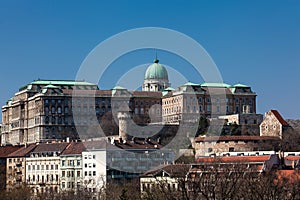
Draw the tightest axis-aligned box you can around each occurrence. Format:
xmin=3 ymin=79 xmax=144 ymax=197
xmin=62 ymin=171 xmax=65 ymax=177
xmin=93 ymin=171 xmax=96 ymax=176
xmin=57 ymin=107 xmax=62 ymax=114
xmin=64 ymin=107 xmax=69 ymax=114
xmin=51 ymin=107 xmax=55 ymax=114
xmin=77 ymin=171 xmax=81 ymax=177
xmin=207 ymin=105 xmax=211 ymax=112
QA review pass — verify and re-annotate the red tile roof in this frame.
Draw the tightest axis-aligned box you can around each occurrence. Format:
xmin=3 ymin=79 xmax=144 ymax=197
xmin=7 ymin=144 xmax=37 ymax=157
xmin=270 ymin=110 xmax=289 ymax=126
xmin=194 ymin=135 xmax=280 ymax=142
xmin=61 ymin=142 xmax=86 ymax=155
xmin=0 ymin=146 xmax=22 ymax=158
xmin=196 ymin=155 xmax=271 ymax=163
xmin=285 ymin=156 xmax=300 ymax=161
xmin=32 ymin=142 xmax=69 ymax=153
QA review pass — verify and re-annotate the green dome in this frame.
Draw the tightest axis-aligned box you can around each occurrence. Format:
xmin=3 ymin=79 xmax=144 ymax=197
xmin=144 ymin=59 xmax=168 ymax=80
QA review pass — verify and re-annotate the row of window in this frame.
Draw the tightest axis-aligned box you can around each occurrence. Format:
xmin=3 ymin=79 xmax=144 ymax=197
xmin=27 ymin=174 xmax=59 ymax=182
xmin=44 ymin=106 xmax=112 ymax=115
xmin=61 ymin=181 xmax=80 ymax=189
xmin=84 ymin=171 xmax=97 ymax=176
xmin=164 ymin=97 xmax=254 ymax=105
xmin=84 ymin=155 xmax=96 ymax=159
xmin=27 ymin=164 xmax=58 ymax=171
xmin=61 ymin=170 xmax=81 ymax=177
xmin=61 ymin=160 xmax=81 ymax=167
xmin=84 ymin=163 xmax=96 ymax=168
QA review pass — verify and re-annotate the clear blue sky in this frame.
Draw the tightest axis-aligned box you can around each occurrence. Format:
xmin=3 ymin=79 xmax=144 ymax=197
xmin=0 ymin=0 xmax=299 ymax=119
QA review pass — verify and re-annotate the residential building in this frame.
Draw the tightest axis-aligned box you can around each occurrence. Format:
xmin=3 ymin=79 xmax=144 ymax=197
xmin=6 ymin=144 xmax=37 ymax=190
xmin=0 ymin=145 xmax=22 ymax=190
xmin=260 ymin=110 xmax=290 ymax=138
xmin=26 ymin=142 xmax=69 ymax=193
xmin=81 ymin=137 xmax=174 ymax=192
xmin=60 ymin=141 xmax=85 ymax=191
xmin=81 ymin=140 xmax=107 ymax=193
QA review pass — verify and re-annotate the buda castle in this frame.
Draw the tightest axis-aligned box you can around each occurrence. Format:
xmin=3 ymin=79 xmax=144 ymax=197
xmin=1 ymin=59 xmax=257 ymax=145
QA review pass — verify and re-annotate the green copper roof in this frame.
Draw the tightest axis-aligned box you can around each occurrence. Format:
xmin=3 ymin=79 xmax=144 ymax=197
xmin=183 ymin=82 xmax=201 ymax=86
xmin=43 ymin=84 xmax=59 ymax=89
xmin=144 ymin=59 xmax=168 ymax=80
xmin=232 ymin=83 xmax=250 ymax=88
xmin=31 ymin=80 xmax=96 ymax=86
xmin=111 ymin=85 xmax=127 ymax=90
xmin=201 ymin=82 xmax=230 ymax=88
xmin=163 ymin=87 xmax=175 ymax=91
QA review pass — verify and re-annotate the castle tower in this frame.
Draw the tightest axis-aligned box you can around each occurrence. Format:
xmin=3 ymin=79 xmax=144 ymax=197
xmin=117 ymin=112 xmax=131 ymax=140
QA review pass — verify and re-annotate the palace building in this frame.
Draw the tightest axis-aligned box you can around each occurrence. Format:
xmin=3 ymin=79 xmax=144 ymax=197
xmin=1 ymin=59 xmax=257 ymax=145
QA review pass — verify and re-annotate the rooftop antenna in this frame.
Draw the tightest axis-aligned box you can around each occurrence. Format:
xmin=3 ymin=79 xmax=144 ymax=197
xmin=154 ymin=50 xmax=159 ymax=63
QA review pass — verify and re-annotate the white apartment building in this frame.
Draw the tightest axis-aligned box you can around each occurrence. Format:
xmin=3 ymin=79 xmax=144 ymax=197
xmin=82 ymin=149 xmax=107 ymax=193
xmin=25 ymin=142 xmax=69 ymax=193
xmin=60 ymin=141 xmax=85 ymax=191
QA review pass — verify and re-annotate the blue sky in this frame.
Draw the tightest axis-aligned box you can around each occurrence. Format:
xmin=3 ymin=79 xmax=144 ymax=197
xmin=0 ymin=0 xmax=299 ymax=119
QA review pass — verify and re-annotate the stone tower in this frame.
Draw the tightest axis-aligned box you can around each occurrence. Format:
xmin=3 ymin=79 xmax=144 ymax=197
xmin=117 ymin=112 xmax=131 ymax=140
